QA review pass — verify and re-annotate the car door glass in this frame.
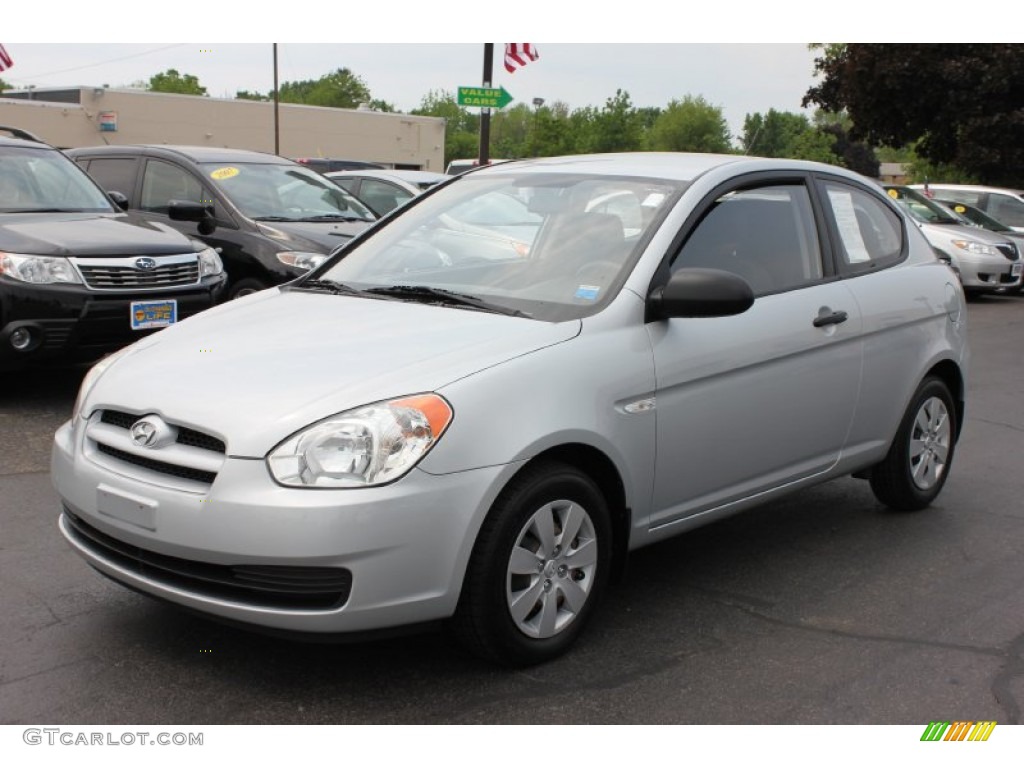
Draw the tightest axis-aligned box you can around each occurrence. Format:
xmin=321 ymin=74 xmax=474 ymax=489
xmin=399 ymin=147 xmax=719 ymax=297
xmin=672 ymin=184 xmax=823 ymax=295
xmin=822 ymin=182 xmax=902 ymax=268
xmin=359 ymin=179 xmax=412 ymax=215
xmin=82 ymin=158 xmax=137 ymax=202
xmin=141 ymin=159 xmax=205 ymax=214
xmin=988 ymin=195 xmax=1024 ymax=228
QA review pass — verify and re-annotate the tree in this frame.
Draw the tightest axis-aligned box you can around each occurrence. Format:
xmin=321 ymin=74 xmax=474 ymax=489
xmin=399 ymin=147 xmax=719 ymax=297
xmin=411 ymin=90 xmax=480 ymax=165
xmin=147 ymin=69 xmax=207 ymax=96
xmin=235 ymin=90 xmax=268 ymax=101
xmin=590 ymin=90 xmax=644 ymax=153
xmin=277 ymin=68 xmax=371 ymax=109
xmin=648 ymin=95 xmax=731 ymax=153
xmin=803 ymin=44 xmax=1024 ymax=185
xmin=741 ymin=109 xmax=812 ymax=156
xmin=0 ymin=76 xmax=11 ymax=92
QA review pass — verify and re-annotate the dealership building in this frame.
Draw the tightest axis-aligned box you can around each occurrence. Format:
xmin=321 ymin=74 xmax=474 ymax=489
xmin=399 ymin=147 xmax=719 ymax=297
xmin=0 ymin=86 xmax=446 ymax=170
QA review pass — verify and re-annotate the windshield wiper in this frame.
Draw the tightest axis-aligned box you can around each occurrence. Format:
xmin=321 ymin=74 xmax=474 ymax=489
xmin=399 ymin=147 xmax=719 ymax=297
xmin=300 ymin=213 xmax=374 ymax=222
xmin=252 ymin=215 xmax=299 ymax=222
xmin=5 ymin=208 xmax=88 ymax=213
xmin=364 ymin=285 xmax=529 ymax=317
xmin=291 ymin=279 xmax=367 ymax=297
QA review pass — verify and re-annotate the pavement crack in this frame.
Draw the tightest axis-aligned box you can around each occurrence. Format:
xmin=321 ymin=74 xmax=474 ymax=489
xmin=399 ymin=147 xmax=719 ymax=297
xmin=967 ymin=416 xmax=1024 ymax=435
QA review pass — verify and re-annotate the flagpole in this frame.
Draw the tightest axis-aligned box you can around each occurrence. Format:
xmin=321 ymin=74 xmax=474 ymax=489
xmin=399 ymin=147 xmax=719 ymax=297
xmin=479 ymin=44 xmax=493 ymax=165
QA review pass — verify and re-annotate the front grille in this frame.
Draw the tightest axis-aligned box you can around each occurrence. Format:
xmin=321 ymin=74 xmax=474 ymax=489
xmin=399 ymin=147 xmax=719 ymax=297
xmin=64 ymin=511 xmax=353 ymax=610
xmin=100 ymin=410 xmax=226 ymax=454
xmin=996 ymin=243 xmax=1019 ymax=261
xmin=97 ymin=443 xmax=218 ymax=485
xmin=75 ymin=255 xmax=200 ymax=290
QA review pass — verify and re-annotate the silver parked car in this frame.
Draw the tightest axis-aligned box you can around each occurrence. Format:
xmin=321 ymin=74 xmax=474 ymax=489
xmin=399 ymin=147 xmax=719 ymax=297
xmin=884 ymin=185 xmax=1022 ymax=295
xmin=53 ymin=153 xmax=969 ymax=666
xmin=909 ymin=183 xmax=1024 ymax=233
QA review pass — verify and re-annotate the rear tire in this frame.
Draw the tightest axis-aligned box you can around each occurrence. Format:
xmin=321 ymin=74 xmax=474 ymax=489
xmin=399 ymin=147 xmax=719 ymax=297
xmin=452 ymin=461 xmax=611 ymax=667
xmin=228 ymin=278 xmax=268 ymax=300
xmin=870 ymin=377 xmax=956 ymax=511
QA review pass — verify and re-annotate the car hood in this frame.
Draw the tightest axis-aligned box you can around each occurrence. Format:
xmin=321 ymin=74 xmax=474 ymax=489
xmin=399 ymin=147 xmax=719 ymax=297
xmin=86 ymin=289 xmax=580 ymax=456
xmin=0 ymin=212 xmax=198 ymax=256
xmin=916 ymin=220 xmax=1013 ymax=246
xmin=255 ymin=219 xmax=374 ymax=252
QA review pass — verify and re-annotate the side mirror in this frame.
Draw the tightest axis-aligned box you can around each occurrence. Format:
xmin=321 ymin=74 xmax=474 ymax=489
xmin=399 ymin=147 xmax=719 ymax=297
xmin=648 ymin=268 xmax=754 ymax=321
xmin=168 ymin=199 xmax=217 ymax=235
xmin=107 ymin=190 xmax=129 ymax=211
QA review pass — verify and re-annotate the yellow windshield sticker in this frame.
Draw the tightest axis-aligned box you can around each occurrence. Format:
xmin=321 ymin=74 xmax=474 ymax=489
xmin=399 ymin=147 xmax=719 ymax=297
xmin=955 ymin=205 xmax=966 ymax=213
xmin=887 ymin=188 xmax=899 ymax=198
xmin=210 ymin=166 xmax=240 ymax=180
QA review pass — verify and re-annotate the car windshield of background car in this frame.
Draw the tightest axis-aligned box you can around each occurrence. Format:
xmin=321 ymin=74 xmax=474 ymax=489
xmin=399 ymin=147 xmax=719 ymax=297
xmin=887 ymin=187 xmax=961 ymax=225
xmin=200 ymin=163 xmax=376 ymax=222
xmin=311 ymin=172 xmax=682 ymax=322
xmin=1 ymin=146 xmax=115 ymax=213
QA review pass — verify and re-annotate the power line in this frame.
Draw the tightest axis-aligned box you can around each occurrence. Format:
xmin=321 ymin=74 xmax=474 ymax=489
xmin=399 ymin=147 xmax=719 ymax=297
xmin=5 ymin=44 xmax=186 ymax=83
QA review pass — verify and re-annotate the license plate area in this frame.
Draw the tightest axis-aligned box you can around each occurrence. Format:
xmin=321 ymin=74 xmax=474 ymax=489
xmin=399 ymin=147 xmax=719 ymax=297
xmin=131 ymin=299 xmax=177 ymax=330
xmin=97 ymin=484 xmax=158 ymax=530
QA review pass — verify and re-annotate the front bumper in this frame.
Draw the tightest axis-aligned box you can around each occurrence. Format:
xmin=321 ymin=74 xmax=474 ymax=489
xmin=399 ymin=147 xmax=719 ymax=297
xmin=0 ymin=275 xmax=226 ymax=369
xmin=949 ymin=251 xmax=1022 ymax=291
xmin=52 ymin=419 xmax=509 ymax=634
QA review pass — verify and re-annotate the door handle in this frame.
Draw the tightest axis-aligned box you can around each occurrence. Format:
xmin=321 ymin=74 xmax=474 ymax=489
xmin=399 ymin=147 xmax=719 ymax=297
xmin=813 ymin=310 xmax=848 ymax=328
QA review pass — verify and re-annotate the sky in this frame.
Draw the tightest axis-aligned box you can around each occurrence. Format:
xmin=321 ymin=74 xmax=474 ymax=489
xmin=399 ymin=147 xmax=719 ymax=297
xmin=0 ymin=43 xmax=822 ymax=139
xmin=4 ymin=5 xmax=989 ymax=143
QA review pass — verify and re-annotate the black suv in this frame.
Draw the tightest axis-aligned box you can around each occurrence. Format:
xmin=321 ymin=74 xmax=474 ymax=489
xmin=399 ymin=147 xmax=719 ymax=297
xmin=0 ymin=135 xmax=226 ymax=371
xmin=67 ymin=146 xmax=378 ymax=299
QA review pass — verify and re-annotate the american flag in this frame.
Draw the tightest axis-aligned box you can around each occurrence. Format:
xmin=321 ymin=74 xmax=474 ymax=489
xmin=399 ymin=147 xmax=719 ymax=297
xmin=504 ymin=44 xmax=539 ymax=74
xmin=0 ymin=44 xmax=13 ymax=72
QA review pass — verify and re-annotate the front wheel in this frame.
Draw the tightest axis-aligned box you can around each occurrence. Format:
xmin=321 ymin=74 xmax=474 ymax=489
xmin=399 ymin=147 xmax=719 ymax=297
xmin=870 ymin=377 xmax=957 ymax=511
xmin=452 ymin=461 xmax=611 ymax=666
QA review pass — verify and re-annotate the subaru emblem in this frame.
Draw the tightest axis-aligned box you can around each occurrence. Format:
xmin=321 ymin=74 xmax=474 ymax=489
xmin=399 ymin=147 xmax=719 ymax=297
xmin=135 ymin=257 xmax=158 ymax=270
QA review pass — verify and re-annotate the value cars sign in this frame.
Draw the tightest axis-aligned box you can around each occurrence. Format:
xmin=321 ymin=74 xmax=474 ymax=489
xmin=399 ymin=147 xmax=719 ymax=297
xmin=457 ymin=86 xmax=513 ymax=109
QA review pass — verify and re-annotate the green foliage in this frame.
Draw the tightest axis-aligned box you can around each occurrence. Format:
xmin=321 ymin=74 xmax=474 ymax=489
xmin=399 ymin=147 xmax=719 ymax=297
xmin=411 ymin=89 xmax=481 ymax=166
xmin=0 ymin=76 xmax=11 ymax=92
xmin=235 ymin=90 xmax=268 ymax=101
xmin=147 ymin=69 xmax=207 ymax=96
xmin=742 ymin=109 xmax=812 ymax=156
xmin=804 ymin=43 xmax=1024 ymax=185
xmin=648 ymin=95 xmax=731 ymax=153
xmin=589 ymin=90 xmax=645 ymax=153
xmin=277 ymin=68 xmax=371 ymax=109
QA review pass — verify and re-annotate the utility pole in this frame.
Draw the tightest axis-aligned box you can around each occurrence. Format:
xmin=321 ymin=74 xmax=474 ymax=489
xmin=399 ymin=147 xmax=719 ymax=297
xmin=273 ymin=44 xmax=280 ymax=155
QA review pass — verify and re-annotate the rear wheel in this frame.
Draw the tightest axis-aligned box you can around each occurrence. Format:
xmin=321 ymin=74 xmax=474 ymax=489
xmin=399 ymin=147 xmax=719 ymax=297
xmin=870 ymin=377 xmax=956 ymax=511
xmin=452 ymin=461 xmax=611 ymax=666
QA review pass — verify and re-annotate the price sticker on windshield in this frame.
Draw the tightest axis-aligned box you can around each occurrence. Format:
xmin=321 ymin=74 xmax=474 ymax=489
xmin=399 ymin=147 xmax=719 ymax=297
xmin=210 ymin=167 xmax=240 ymax=180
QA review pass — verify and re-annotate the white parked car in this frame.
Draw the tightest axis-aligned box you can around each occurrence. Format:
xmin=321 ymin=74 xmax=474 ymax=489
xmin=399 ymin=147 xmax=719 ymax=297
xmin=910 ymin=183 xmax=1024 ymax=232
xmin=54 ymin=153 xmax=969 ymax=666
xmin=326 ymin=169 xmax=448 ymax=215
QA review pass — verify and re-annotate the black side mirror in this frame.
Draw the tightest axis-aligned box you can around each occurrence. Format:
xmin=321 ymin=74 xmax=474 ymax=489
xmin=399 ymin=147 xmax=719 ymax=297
xmin=648 ymin=268 xmax=755 ymax=321
xmin=168 ymin=200 xmax=217 ymax=235
xmin=107 ymin=190 xmax=129 ymax=211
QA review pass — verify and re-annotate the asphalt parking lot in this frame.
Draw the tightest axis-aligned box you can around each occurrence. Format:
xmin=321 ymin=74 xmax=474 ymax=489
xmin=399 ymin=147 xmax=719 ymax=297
xmin=1 ymin=295 xmax=1022 ymax=725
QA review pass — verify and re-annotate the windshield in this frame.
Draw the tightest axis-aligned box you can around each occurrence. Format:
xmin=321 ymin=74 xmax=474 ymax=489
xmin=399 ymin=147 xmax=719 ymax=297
xmin=935 ymin=200 xmax=1012 ymax=232
xmin=199 ymin=162 xmax=376 ymax=222
xmin=885 ymin=186 xmax=961 ymax=225
xmin=0 ymin=145 xmax=116 ymax=213
xmin=307 ymin=172 xmax=682 ymax=322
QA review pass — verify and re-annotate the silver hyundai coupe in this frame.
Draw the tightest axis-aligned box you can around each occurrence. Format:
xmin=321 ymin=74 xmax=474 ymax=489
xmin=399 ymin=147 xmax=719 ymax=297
xmin=53 ymin=153 xmax=969 ymax=666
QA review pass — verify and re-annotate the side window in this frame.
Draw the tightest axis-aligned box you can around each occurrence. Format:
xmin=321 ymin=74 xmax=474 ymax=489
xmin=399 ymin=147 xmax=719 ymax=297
xmin=822 ymin=181 xmax=902 ymax=270
xmin=672 ymin=184 xmax=823 ymax=296
xmin=936 ymin=188 xmax=981 ymax=206
xmin=141 ymin=160 xmax=205 ymax=214
xmin=359 ymin=179 xmax=412 ymax=215
xmin=84 ymin=158 xmax=138 ymax=202
xmin=987 ymin=194 xmax=1024 ymax=228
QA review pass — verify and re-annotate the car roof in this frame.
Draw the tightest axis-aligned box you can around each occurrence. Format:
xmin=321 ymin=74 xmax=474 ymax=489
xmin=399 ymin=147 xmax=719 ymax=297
xmin=65 ymin=144 xmax=292 ymax=164
xmin=470 ymin=152 xmax=869 ymax=185
xmin=910 ymin=183 xmax=1024 ymax=195
xmin=0 ymin=135 xmax=57 ymax=149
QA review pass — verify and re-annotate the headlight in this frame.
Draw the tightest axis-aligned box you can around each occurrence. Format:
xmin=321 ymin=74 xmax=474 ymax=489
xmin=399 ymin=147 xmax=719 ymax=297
xmin=72 ymin=346 xmax=132 ymax=423
xmin=267 ymin=394 xmax=453 ymax=488
xmin=0 ymin=252 xmax=82 ymax=284
xmin=951 ymin=239 xmax=998 ymax=256
xmin=198 ymin=247 xmax=224 ymax=277
xmin=276 ymin=251 xmax=328 ymax=271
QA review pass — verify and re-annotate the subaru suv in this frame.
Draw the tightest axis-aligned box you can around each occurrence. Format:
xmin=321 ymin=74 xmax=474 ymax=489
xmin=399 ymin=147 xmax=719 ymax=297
xmin=0 ymin=135 xmax=225 ymax=371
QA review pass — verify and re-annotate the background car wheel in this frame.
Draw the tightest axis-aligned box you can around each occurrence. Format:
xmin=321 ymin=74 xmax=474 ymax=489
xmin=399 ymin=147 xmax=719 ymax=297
xmin=452 ymin=461 xmax=611 ymax=667
xmin=870 ymin=376 xmax=956 ymax=511
xmin=228 ymin=278 xmax=268 ymax=300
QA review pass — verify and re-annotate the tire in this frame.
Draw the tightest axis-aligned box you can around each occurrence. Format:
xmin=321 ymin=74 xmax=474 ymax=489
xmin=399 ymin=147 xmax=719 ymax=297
xmin=870 ymin=377 xmax=957 ymax=511
xmin=452 ymin=461 xmax=611 ymax=667
xmin=228 ymin=278 xmax=268 ymax=300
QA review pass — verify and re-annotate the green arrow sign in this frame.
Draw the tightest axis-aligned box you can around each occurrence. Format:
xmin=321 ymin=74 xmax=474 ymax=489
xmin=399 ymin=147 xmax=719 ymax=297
xmin=457 ymin=85 xmax=513 ymax=109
